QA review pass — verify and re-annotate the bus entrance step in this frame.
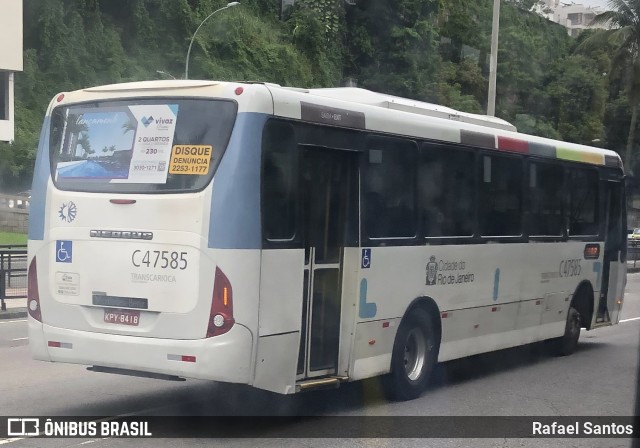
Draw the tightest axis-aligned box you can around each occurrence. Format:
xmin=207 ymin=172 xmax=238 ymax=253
xmin=296 ymin=376 xmax=348 ymax=392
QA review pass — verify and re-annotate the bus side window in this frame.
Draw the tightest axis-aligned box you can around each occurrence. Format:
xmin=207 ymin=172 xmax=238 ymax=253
xmin=420 ymin=145 xmax=475 ymax=237
xmin=567 ymin=167 xmax=599 ymax=237
xmin=480 ymin=154 xmax=523 ymax=237
xmin=262 ymin=121 xmax=297 ymax=241
xmin=364 ymin=137 xmax=418 ymax=239
xmin=528 ymin=162 xmax=564 ymax=236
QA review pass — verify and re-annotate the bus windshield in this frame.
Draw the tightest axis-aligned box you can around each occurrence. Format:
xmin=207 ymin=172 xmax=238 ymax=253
xmin=49 ymin=98 xmax=237 ymax=194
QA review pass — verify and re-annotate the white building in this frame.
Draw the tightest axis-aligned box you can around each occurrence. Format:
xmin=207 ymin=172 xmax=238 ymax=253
xmin=533 ymin=1 xmax=608 ymax=37
xmin=0 ymin=0 xmax=23 ymax=142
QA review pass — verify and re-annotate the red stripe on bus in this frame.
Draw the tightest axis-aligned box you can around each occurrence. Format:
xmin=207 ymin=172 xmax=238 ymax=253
xmin=498 ymin=136 xmax=529 ymax=153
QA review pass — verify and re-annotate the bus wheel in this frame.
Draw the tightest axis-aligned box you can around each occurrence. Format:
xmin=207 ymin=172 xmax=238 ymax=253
xmin=550 ymin=306 xmax=581 ymax=356
xmin=382 ymin=308 xmax=437 ymax=401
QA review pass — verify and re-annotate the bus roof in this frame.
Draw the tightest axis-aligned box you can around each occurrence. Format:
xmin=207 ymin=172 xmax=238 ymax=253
xmin=265 ymin=83 xmax=622 ymax=170
xmin=52 ymin=80 xmax=623 ymax=170
xmin=285 ymin=86 xmax=517 ymax=132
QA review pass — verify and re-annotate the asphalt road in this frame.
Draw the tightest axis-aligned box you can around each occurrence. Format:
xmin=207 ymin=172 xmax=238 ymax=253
xmin=0 ymin=275 xmax=639 ymax=447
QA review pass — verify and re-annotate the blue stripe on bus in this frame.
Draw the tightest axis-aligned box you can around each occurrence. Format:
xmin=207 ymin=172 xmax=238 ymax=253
xmin=28 ymin=116 xmax=52 ymax=241
xmin=359 ymin=278 xmax=377 ymax=319
xmin=493 ymin=268 xmax=500 ymax=301
xmin=208 ymin=112 xmax=268 ymax=249
xmin=593 ymin=261 xmax=602 ymax=290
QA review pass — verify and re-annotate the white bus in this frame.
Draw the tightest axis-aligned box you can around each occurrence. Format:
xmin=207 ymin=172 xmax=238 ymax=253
xmin=28 ymin=81 xmax=626 ymax=401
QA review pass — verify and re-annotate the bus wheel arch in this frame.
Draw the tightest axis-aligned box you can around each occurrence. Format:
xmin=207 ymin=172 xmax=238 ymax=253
xmin=550 ymin=281 xmax=594 ymax=356
xmin=571 ymin=280 xmax=594 ymax=331
xmin=381 ymin=297 xmax=441 ymax=401
xmin=405 ymin=297 xmax=442 ymax=353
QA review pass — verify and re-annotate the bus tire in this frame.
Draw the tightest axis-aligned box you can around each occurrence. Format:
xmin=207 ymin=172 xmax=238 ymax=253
xmin=382 ymin=308 xmax=437 ymax=401
xmin=550 ymin=305 xmax=581 ymax=356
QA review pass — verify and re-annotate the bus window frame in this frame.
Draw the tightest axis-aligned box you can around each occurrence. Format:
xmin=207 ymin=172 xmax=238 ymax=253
xmin=48 ymin=96 xmax=238 ymax=195
xmin=564 ymin=162 xmax=602 ymax=241
xmin=259 ymin=117 xmax=613 ymax=250
xmin=419 ymin=141 xmax=478 ymax=243
xmin=477 ymin=150 xmax=527 ymax=243
xmin=361 ymin=134 xmax=420 ymax=245
xmin=260 ymin=118 xmax=365 ymax=250
xmin=525 ymin=156 xmax=567 ymax=242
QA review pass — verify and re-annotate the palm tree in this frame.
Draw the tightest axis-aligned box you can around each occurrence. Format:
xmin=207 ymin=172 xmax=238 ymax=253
xmin=77 ymin=132 xmax=92 ymax=157
xmin=121 ymin=119 xmax=136 ymax=135
xmin=581 ymin=0 xmax=640 ymax=173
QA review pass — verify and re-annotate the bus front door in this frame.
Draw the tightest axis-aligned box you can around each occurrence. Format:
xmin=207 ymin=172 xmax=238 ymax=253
xmin=596 ymin=179 xmax=626 ymax=325
xmin=297 ymin=147 xmax=357 ymax=380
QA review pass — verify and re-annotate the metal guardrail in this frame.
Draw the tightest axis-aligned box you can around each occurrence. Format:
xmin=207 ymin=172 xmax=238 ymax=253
xmin=0 ymin=246 xmax=27 ymax=311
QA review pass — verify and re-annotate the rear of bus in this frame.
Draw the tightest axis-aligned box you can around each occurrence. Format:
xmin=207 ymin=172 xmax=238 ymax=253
xmin=27 ymin=81 xmax=268 ymax=383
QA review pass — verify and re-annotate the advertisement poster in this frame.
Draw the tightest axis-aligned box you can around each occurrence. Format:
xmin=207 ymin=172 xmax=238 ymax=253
xmin=55 ymin=104 xmax=179 ymax=184
xmin=126 ymin=104 xmax=179 ymax=183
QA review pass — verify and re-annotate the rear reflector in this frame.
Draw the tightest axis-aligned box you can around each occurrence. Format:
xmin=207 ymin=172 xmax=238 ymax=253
xmin=27 ymin=258 xmax=42 ymax=322
xmin=48 ymin=341 xmax=72 ymax=349
xmin=167 ymin=354 xmax=197 ymax=363
xmin=207 ymin=267 xmax=234 ymax=338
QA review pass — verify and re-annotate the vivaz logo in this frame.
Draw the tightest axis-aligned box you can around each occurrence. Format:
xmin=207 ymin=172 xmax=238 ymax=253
xmin=140 ymin=116 xmax=154 ymax=127
xmin=140 ymin=116 xmax=174 ymax=127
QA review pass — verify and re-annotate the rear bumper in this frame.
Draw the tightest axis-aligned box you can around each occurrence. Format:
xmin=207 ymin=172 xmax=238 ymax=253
xmin=28 ymin=318 xmax=253 ymax=384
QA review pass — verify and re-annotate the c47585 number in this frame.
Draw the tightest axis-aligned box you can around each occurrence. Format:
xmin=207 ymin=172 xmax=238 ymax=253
xmin=132 ymin=250 xmax=188 ymax=270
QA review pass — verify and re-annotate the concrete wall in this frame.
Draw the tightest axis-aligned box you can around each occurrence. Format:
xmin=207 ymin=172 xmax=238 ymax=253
xmin=0 ymin=194 xmax=29 ymax=234
xmin=0 ymin=0 xmax=23 ymax=72
xmin=0 ymin=0 xmax=22 ymax=142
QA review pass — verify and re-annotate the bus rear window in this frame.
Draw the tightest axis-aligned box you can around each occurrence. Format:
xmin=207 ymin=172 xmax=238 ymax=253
xmin=49 ymin=98 xmax=237 ymax=193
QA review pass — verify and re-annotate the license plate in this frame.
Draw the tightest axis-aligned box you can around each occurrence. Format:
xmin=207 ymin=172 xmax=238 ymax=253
xmin=104 ymin=309 xmax=140 ymax=326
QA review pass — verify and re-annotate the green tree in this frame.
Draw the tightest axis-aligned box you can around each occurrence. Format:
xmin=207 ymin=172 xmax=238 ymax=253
xmin=77 ymin=132 xmax=92 ymax=156
xmin=583 ymin=0 xmax=640 ymax=172
xmin=545 ymin=54 xmax=607 ymax=145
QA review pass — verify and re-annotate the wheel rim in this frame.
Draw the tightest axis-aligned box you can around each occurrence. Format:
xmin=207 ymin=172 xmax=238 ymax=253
xmin=403 ymin=328 xmax=427 ymax=381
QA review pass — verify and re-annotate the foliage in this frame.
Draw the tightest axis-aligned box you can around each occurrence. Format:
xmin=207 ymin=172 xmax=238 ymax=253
xmin=579 ymin=0 xmax=640 ymax=172
xmin=0 ymin=232 xmax=27 ymax=245
xmin=2 ymin=0 xmax=639 ymax=191
xmin=544 ymin=54 xmax=607 ymax=145
xmin=344 ymin=0 xmax=440 ymax=101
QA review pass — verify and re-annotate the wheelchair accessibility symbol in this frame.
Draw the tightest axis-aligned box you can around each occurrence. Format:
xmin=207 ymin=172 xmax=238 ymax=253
xmin=56 ymin=240 xmax=73 ymax=263
xmin=361 ymin=248 xmax=371 ymax=269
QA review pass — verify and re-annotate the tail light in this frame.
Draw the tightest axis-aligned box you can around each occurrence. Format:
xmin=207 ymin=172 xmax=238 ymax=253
xmin=27 ymin=258 xmax=42 ymax=322
xmin=206 ymin=267 xmax=234 ymax=337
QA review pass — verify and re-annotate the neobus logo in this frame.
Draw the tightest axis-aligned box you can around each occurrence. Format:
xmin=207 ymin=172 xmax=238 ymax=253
xmin=90 ymin=230 xmax=153 ymax=240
